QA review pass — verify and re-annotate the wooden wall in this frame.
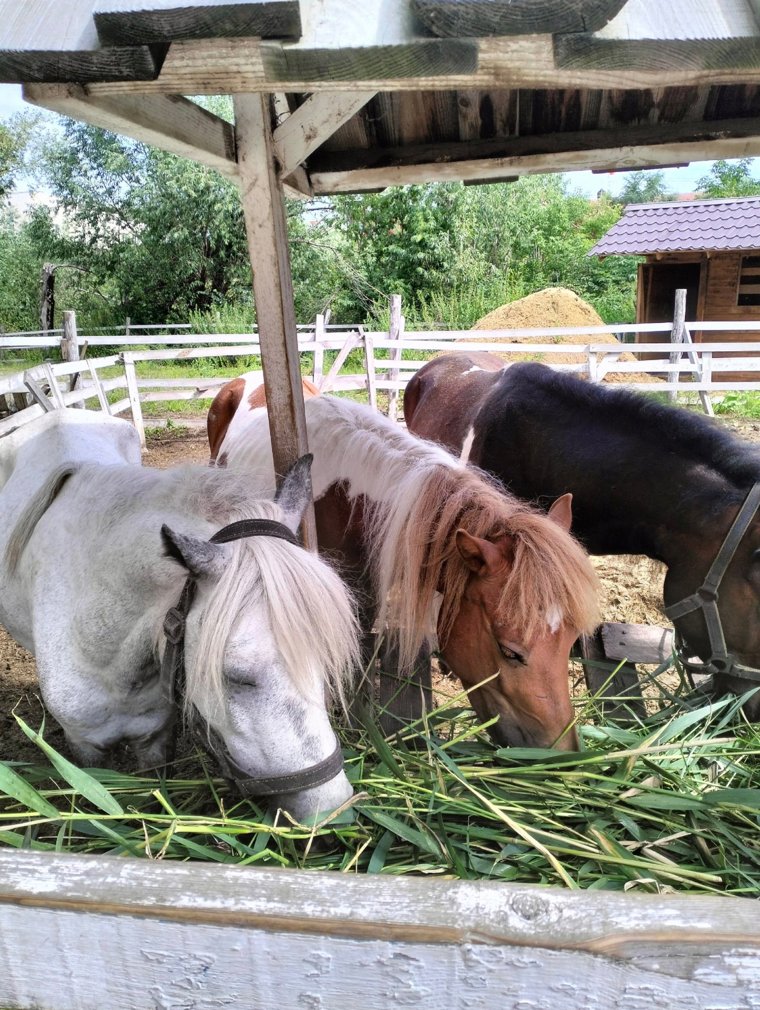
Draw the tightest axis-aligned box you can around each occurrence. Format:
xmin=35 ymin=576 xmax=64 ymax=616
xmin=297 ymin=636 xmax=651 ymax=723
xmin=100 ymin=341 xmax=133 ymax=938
xmin=637 ymin=249 xmax=760 ymax=379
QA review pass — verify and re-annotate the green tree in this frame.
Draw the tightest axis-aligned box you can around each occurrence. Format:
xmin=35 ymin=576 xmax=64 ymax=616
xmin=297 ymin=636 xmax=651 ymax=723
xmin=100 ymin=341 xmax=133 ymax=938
xmin=615 ymin=170 xmax=671 ymax=205
xmin=696 ymin=159 xmax=760 ymax=198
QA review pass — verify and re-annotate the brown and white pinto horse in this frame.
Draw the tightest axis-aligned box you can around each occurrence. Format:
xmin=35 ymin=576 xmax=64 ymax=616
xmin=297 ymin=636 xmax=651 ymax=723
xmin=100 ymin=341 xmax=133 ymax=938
xmin=208 ymin=376 xmax=320 ymax=465
xmin=208 ymin=375 xmax=600 ymax=751
xmin=405 ymin=353 xmax=760 ymax=711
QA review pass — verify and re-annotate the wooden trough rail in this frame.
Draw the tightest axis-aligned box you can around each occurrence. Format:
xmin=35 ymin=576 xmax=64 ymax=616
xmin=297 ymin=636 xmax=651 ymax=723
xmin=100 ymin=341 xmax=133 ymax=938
xmin=2 ymin=849 xmax=760 ymax=1009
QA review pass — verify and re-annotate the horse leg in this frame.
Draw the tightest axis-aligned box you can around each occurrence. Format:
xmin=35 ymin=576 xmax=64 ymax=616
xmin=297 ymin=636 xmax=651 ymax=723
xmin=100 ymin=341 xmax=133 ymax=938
xmin=377 ymin=639 xmax=432 ymax=740
xmin=130 ymin=721 xmax=174 ymax=771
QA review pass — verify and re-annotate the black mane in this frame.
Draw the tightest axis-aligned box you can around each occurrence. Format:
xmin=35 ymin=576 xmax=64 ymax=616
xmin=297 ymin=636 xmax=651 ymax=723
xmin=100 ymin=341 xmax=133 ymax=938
xmin=503 ymin=362 xmax=760 ymax=488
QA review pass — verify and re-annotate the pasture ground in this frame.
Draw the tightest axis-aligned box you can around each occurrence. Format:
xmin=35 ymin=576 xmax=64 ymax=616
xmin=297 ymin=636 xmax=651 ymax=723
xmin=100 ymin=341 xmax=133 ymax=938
xmin=2 ymin=415 xmax=760 ymax=767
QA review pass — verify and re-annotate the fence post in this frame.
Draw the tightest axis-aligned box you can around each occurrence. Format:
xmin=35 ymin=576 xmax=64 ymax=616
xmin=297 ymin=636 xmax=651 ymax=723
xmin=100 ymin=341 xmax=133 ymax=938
xmin=386 ymin=294 xmax=403 ymax=420
xmin=61 ymin=310 xmax=84 ymax=409
xmin=313 ymin=313 xmax=325 ymax=387
xmin=669 ymin=288 xmax=687 ymax=404
xmin=122 ymin=351 xmax=145 ymax=447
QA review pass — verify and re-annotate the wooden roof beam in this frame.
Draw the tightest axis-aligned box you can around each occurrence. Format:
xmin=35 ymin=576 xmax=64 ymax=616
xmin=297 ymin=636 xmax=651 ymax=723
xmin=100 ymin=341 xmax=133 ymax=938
xmin=412 ymin=0 xmax=629 ymax=37
xmin=93 ymin=0 xmax=302 ymax=46
xmin=273 ymin=91 xmax=376 ymax=176
xmin=310 ymin=131 xmax=760 ymax=193
xmin=22 ymin=84 xmax=238 ymax=178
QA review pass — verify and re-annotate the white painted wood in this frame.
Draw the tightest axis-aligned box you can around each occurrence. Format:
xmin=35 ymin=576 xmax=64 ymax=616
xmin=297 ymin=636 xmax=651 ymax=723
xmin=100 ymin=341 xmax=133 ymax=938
xmin=313 ymin=313 xmax=325 ymax=385
xmin=363 ymin=327 xmax=377 ymax=410
xmin=122 ymin=353 xmax=145 ymax=446
xmin=1 ymin=851 xmax=760 ymax=1010
xmin=273 ymin=90 xmax=376 ymax=175
xmin=386 ymin=293 xmax=403 ymax=420
xmin=86 ymin=359 xmax=113 ymax=414
xmin=22 ymin=372 xmax=57 ymax=413
xmin=318 ymin=329 xmax=361 ymax=392
xmin=669 ymin=287 xmax=687 ymax=404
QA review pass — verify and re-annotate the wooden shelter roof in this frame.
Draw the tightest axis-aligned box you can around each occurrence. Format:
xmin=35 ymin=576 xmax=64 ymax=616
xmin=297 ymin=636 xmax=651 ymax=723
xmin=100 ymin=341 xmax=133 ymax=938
xmin=591 ymin=196 xmax=760 ymax=256
xmin=6 ymin=0 xmax=760 ymax=196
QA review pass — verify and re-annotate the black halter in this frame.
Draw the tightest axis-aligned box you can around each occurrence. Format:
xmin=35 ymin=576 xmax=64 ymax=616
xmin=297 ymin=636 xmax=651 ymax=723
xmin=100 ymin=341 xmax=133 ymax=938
xmin=161 ymin=518 xmax=344 ymax=798
xmin=664 ymin=482 xmax=760 ymax=684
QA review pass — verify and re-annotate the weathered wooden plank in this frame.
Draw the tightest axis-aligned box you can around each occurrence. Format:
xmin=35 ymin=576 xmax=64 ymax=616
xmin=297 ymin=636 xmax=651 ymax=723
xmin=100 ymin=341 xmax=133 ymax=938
xmin=557 ymin=0 xmax=760 ymax=73
xmin=23 ymin=85 xmax=238 ymax=178
xmin=413 ymin=0 xmax=628 ymax=37
xmin=0 ymin=0 xmax=159 ymax=84
xmin=273 ymin=90 xmax=376 ymax=175
xmin=602 ymin=622 xmax=674 ymax=665
xmin=234 ymin=92 xmax=316 ymax=547
xmin=94 ymin=0 xmax=301 ymax=46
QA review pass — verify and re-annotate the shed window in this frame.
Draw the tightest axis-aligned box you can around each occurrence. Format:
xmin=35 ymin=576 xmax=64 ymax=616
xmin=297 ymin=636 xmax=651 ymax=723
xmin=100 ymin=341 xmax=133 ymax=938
xmin=738 ymin=255 xmax=760 ymax=306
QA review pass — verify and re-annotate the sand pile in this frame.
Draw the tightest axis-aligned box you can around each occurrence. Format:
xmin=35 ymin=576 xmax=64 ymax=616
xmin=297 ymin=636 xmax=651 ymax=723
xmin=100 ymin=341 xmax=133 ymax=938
xmin=469 ymin=287 xmax=658 ymax=384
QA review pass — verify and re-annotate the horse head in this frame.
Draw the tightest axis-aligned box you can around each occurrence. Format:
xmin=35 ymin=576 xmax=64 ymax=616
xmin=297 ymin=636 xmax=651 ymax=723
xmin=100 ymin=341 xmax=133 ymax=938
xmin=439 ymin=494 xmax=596 ymax=750
xmin=663 ymin=488 xmax=760 ymax=716
xmin=162 ymin=456 xmax=359 ymax=822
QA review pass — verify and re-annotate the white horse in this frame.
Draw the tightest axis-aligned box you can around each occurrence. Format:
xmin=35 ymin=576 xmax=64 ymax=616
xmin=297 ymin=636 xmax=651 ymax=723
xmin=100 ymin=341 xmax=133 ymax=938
xmin=0 ymin=411 xmax=359 ymax=821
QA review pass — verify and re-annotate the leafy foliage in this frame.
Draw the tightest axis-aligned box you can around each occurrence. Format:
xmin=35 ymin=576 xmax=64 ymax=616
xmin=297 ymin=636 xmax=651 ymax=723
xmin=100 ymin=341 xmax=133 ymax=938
xmin=696 ymin=159 xmax=760 ymax=198
xmin=614 ymin=170 xmax=671 ymax=206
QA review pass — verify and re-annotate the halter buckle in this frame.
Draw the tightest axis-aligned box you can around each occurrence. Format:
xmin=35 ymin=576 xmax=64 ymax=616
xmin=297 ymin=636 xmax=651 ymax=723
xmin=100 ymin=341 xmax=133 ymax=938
xmin=163 ymin=606 xmax=187 ymax=645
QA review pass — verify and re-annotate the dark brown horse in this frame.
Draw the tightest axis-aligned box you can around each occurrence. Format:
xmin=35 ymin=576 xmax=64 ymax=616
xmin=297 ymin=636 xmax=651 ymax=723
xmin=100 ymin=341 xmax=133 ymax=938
xmin=208 ymin=375 xmax=601 ymax=750
xmin=405 ymin=352 xmax=760 ymax=711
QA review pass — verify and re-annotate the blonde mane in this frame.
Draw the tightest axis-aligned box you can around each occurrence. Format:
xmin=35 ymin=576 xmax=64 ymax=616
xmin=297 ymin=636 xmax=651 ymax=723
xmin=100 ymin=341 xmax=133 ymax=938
xmin=303 ymin=398 xmax=600 ymax=671
xmin=6 ymin=462 xmax=359 ymax=720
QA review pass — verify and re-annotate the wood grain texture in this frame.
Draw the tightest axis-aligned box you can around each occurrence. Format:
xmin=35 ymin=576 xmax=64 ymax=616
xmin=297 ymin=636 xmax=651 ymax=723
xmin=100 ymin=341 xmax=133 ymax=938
xmin=94 ymin=0 xmax=301 ymax=45
xmin=23 ymin=85 xmax=238 ymax=178
xmin=602 ymin=622 xmax=675 ymax=665
xmin=273 ymin=91 xmax=376 ymax=174
xmin=412 ymin=0 xmax=629 ymax=37
xmin=0 ymin=0 xmax=158 ymax=83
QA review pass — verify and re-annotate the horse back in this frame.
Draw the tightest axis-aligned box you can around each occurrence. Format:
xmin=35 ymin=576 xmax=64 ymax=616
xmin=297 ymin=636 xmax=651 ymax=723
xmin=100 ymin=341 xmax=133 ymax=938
xmin=404 ymin=351 xmax=503 ymax=453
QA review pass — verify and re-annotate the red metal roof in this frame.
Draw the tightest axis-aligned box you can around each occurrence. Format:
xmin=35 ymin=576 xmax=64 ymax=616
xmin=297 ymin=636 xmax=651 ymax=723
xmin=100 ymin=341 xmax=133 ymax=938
xmin=590 ymin=196 xmax=760 ymax=256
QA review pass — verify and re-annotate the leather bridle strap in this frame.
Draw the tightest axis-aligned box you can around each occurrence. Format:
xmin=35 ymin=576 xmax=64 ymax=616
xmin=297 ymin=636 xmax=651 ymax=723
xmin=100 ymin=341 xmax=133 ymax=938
xmin=161 ymin=517 xmax=345 ymax=798
xmin=664 ymin=481 xmax=760 ymax=682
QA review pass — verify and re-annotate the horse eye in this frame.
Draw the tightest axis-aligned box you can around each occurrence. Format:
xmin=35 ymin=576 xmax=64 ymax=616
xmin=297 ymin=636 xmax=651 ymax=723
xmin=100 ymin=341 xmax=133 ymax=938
xmin=752 ymin=549 xmax=760 ymax=565
xmin=499 ymin=644 xmax=525 ymax=665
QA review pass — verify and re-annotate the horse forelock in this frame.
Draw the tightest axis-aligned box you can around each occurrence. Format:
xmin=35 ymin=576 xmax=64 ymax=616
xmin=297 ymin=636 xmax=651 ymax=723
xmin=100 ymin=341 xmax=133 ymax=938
xmin=161 ymin=470 xmax=359 ymax=722
xmin=362 ymin=450 xmax=599 ymax=670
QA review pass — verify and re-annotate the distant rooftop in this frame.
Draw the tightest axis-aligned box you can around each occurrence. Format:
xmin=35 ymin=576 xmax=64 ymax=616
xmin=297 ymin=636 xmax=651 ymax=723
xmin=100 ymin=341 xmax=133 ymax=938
xmin=590 ymin=196 xmax=760 ymax=256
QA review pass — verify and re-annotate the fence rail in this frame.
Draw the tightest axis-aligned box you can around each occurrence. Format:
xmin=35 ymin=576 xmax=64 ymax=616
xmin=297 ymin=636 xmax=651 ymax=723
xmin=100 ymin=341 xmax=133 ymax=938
xmin=5 ymin=309 xmax=760 ymax=442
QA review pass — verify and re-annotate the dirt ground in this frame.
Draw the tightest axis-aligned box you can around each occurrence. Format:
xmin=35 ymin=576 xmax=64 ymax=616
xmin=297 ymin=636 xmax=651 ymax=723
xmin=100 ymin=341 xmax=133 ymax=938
xmin=2 ymin=414 xmax=760 ymax=766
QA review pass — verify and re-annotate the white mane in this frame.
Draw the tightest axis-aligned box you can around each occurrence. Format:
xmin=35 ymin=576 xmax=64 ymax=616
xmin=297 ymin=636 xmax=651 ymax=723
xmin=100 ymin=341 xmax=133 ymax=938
xmin=7 ymin=461 xmax=359 ymax=719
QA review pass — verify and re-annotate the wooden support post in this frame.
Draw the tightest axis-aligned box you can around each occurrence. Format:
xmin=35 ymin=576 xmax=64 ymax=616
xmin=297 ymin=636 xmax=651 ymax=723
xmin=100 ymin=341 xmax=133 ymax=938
xmin=234 ymin=92 xmax=316 ymax=549
xmin=669 ymin=288 xmax=687 ymax=404
xmin=377 ymin=639 xmax=433 ymax=738
xmin=122 ymin=352 xmax=145 ymax=447
xmin=313 ymin=313 xmax=325 ymax=387
xmin=363 ymin=328 xmax=377 ymax=411
xmin=387 ymin=294 xmax=403 ymax=420
xmin=61 ymin=310 xmax=84 ymax=409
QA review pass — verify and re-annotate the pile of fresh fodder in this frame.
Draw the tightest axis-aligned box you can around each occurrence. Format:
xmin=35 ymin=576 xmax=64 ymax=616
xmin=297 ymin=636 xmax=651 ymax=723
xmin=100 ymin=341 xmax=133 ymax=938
xmin=1 ymin=677 xmax=760 ymax=896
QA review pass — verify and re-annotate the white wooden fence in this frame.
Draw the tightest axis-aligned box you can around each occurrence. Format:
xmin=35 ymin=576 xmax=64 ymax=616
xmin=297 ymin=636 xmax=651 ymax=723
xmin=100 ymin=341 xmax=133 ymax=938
xmin=5 ymin=315 xmax=760 ymax=443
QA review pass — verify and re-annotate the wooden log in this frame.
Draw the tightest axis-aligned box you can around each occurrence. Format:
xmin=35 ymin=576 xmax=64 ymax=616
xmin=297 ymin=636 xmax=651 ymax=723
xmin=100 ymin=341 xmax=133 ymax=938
xmin=578 ymin=628 xmax=647 ymax=721
xmin=601 ymin=622 xmax=674 ymax=666
xmin=94 ymin=0 xmax=302 ymax=46
xmin=234 ymin=91 xmax=316 ymax=548
xmin=122 ymin=352 xmax=145 ymax=445
xmin=412 ymin=0 xmax=628 ymax=37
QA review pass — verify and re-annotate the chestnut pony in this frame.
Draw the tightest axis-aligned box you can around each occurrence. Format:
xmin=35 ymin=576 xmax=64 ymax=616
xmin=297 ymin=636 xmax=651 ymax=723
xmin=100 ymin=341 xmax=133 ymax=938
xmin=208 ymin=377 xmax=599 ymax=750
xmin=405 ymin=353 xmax=760 ymax=713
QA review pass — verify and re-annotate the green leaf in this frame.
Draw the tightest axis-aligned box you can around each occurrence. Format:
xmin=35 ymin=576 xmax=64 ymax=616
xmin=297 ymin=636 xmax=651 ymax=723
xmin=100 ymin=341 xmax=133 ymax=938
xmin=14 ymin=716 xmax=123 ymax=816
xmin=0 ymin=762 xmax=58 ymax=817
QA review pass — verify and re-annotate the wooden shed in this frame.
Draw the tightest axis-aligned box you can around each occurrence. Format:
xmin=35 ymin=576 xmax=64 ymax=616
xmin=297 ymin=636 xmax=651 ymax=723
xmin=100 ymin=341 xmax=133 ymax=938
xmin=590 ymin=196 xmax=760 ymax=375
xmin=6 ymin=0 xmax=760 ymax=1006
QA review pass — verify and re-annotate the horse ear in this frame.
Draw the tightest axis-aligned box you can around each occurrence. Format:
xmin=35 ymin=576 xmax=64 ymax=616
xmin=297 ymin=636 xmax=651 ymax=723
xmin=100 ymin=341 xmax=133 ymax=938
xmin=161 ymin=525 xmax=228 ymax=579
xmin=547 ymin=493 xmax=573 ymax=533
xmin=455 ymin=529 xmax=507 ymax=574
xmin=275 ymin=453 xmax=314 ymax=534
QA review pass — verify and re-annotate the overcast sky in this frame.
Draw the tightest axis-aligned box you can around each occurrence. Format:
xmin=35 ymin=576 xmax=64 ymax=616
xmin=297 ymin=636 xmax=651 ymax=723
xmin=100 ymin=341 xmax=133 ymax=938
xmin=0 ymin=82 xmax=745 ymax=199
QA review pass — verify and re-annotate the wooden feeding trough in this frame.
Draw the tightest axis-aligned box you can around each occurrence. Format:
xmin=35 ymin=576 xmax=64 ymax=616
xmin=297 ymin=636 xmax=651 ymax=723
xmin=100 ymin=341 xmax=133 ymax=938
xmin=4 ymin=0 xmax=760 ymax=1004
